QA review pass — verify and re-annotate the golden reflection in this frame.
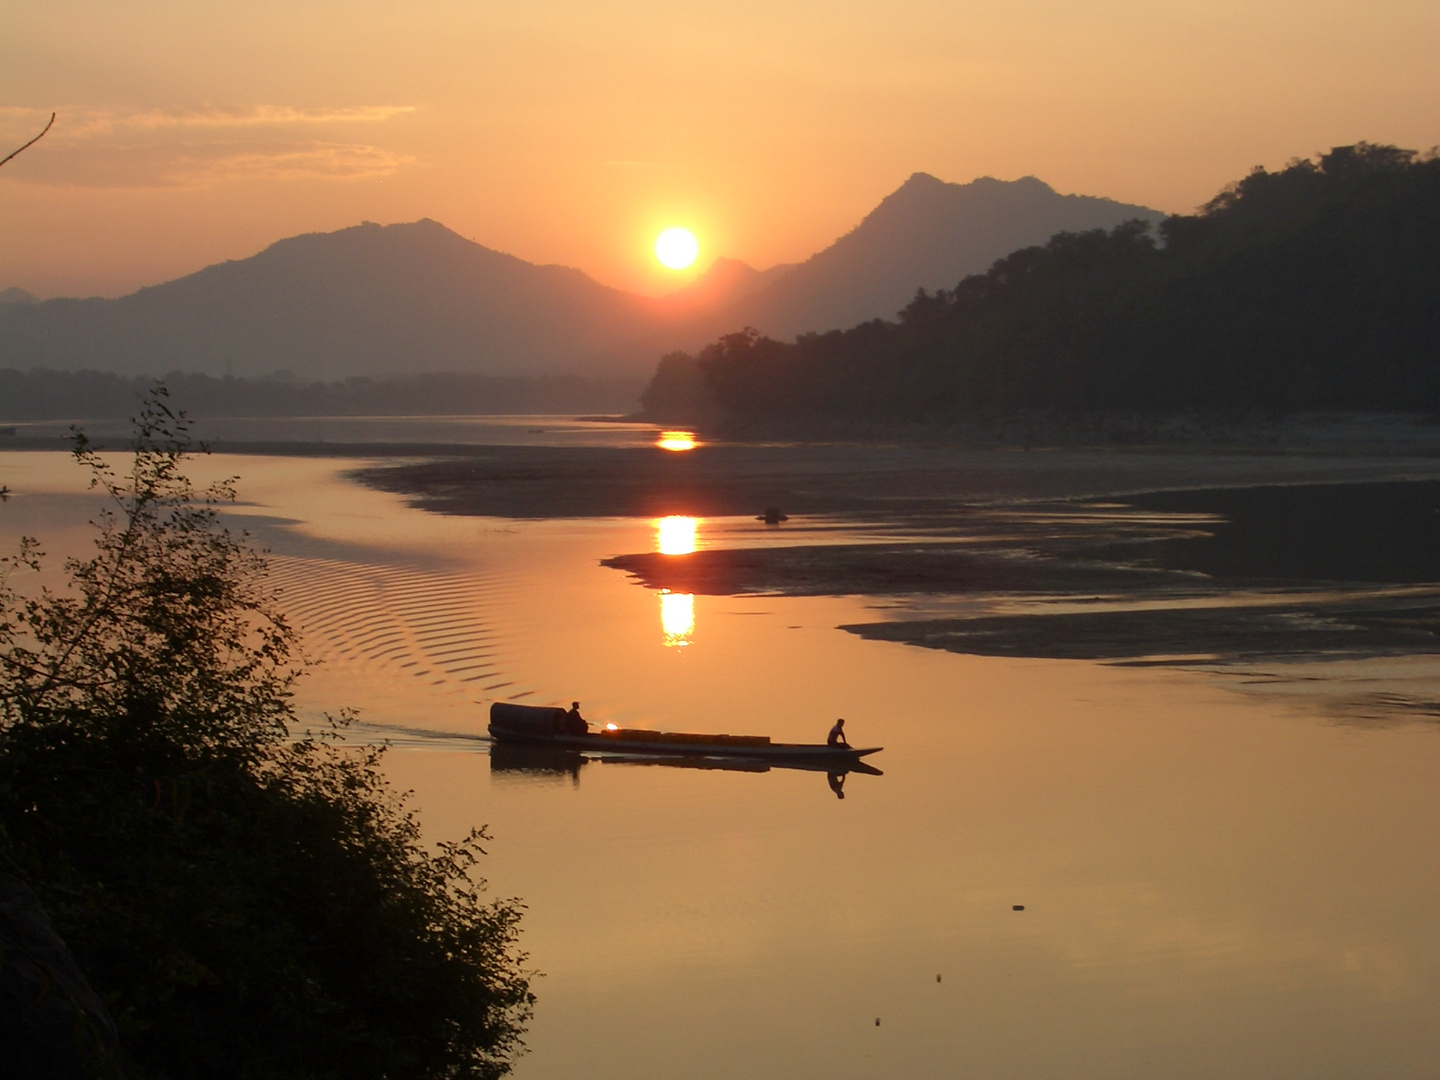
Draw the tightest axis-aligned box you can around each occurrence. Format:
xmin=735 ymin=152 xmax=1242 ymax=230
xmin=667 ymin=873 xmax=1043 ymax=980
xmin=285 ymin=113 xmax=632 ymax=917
xmin=656 ymin=515 xmax=698 ymax=555
xmin=656 ymin=430 xmax=697 ymax=451
xmin=660 ymin=590 xmax=694 ymax=647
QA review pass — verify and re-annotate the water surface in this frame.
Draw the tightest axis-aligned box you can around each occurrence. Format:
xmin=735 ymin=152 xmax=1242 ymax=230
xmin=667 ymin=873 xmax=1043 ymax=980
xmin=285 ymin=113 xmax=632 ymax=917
xmin=3 ymin=447 xmax=1438 ymax=1079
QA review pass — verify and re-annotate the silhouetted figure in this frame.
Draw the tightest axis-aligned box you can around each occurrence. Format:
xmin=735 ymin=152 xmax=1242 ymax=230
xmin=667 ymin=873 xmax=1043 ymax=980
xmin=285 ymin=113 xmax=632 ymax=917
xmin=827 ymin=718 xmax=849 ymax=748
xmin=564 ymin=701 xmax=587 ymax=735
xmin=827 ymin=771 xmax=846 ymax=799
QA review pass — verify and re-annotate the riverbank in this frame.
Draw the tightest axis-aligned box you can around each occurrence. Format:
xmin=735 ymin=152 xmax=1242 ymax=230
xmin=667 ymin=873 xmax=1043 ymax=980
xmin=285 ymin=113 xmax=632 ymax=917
xmin=350 ymin=441 xmax=1440 ymax=672
xmin=355 ymin=441 xmax=1440 ymax=519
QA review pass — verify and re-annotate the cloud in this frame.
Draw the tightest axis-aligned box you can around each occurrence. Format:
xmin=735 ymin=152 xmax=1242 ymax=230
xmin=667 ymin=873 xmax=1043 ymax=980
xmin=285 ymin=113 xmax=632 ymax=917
xmin=0 ymin=105 xmax=415 ymax=188
xmin=3 ymin=139 xmax=414 ymax=189
xmin=80 ymin=105 xmax=416 ymax=137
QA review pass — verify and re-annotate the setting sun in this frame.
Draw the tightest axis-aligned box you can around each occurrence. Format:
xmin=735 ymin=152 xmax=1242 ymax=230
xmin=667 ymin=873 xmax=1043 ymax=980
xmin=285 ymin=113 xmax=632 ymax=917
xmin=655 ymin=227 xmax=699 ymax=270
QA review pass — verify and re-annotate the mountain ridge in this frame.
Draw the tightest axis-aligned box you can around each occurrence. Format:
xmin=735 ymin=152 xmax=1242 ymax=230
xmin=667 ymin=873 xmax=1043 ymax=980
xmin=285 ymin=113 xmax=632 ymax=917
xmin=676 ymin=172 xmax=1164 ymax=345
xmin=0 ymin=219 xmax=661 ymax=378
xmin=0 ymin=176 xmax=1165 ymax=382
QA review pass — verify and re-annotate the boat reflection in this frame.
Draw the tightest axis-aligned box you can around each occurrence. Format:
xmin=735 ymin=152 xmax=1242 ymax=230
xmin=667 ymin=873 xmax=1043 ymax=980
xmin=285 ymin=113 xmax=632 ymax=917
xmin=660 ymin=590 xmax=694 ymax=647
xmin=489 ymin=741 xmax=587 ymax=785
xmin=489 ymin=740 xmax=882 ymax=796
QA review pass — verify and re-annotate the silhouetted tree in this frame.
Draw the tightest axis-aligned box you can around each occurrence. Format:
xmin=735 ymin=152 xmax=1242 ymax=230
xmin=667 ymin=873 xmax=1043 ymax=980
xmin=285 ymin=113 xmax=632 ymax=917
xmin=0 ymin=391 xmax=533 ymax=1079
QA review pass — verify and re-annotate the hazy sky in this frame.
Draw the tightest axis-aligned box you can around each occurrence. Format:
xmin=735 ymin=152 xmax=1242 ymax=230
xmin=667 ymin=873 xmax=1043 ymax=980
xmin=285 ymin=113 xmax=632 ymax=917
xmin=2 ymin=0 xmax=1437 ymax=299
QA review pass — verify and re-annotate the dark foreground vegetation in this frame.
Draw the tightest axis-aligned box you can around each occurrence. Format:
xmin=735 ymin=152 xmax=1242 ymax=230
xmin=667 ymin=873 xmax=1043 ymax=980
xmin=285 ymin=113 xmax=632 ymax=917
xmin=0 ymin=393 xmax=532 ymax=1079
xmin=0 ymin=368 xmax=642 ymax=421
xmin=643 ymin=143 xmax=1440 ymax=425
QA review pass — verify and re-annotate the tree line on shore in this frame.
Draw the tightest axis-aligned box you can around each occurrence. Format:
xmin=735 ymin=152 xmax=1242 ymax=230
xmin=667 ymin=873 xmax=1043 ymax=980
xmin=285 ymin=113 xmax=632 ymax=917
xmin=642 ymin=143 xmax=1440 ymax=426
xmin=0 ymin=369 xmax=643 ymax=421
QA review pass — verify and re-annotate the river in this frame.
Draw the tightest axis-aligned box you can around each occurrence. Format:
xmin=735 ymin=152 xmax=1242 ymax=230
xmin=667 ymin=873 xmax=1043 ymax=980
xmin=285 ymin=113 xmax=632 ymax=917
xmin=3 ymin=432 xmax=1438 ymax=1080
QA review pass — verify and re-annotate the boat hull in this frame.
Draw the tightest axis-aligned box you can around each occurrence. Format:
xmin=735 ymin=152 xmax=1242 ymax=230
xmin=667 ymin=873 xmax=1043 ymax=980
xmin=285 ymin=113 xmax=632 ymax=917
xmin=489 ymin=726 xmax=880 ymax=764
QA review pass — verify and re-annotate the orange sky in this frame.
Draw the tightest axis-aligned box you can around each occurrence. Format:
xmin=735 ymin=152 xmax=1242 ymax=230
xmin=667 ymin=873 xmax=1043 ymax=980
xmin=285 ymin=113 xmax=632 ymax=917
xmin=2 ymin=0 xmax=1437 ymax=300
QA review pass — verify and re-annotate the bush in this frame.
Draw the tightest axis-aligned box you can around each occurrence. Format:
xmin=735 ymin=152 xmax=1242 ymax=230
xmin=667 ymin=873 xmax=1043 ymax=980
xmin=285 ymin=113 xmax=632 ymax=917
xmin=0 ymin=391 xmax=533 ymax=1079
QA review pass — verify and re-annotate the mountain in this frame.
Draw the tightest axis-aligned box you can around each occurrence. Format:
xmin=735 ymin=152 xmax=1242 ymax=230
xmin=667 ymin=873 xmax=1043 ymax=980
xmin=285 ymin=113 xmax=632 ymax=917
xmin=0 ymin=220 xmax=663 ymax=379
xmin=0 ymin=287 xmax=37 ymax=305
xmin=0 ymin=175 xmax=1164 ymax=382
xmin=675 ymin=173 xmax=1164 ymax=344
xmin=660 ymin=144 xmax=1440 ymax=425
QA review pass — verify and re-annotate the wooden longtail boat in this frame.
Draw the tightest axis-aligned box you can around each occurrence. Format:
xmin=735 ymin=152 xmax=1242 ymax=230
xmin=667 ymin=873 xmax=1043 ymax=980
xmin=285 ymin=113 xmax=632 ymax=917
xmin=489 ymin=703 xmax=882 ymax=764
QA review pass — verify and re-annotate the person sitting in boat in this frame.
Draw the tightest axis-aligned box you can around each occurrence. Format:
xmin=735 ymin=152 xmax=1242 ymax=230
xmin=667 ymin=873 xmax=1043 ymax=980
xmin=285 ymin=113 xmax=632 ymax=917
xmin=827 ymin=718 xmax=850 ymax=748
xmin=564 ymin=701 xmax=588 ymax=735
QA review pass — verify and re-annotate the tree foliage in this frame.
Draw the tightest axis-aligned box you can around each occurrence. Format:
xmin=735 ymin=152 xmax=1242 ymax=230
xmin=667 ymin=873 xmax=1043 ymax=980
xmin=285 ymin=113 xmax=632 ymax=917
xmin=646 ymin=144 xmax=1440 ymax=425
xmin=0 ymin=391 xmax=533 ymax=1079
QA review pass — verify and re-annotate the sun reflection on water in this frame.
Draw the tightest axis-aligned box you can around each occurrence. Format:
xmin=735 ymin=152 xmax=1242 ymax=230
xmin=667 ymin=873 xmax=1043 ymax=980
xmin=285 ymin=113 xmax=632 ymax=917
xmin=656 ymin=430 xmax=697 ymax=451
xmin=656 ymin=515 xmax=698 ymax=555
xmin=660 ymin=590 xmax=694 ymax=647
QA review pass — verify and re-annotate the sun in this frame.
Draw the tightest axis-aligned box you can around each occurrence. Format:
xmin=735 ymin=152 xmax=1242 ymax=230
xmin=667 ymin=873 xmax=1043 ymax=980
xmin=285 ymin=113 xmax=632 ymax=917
xmin=655 ymin=227 xmax=699 ymax=270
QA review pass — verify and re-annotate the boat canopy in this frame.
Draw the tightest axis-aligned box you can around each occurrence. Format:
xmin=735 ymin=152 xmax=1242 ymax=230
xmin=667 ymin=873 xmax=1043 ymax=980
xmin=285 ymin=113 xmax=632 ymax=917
xmin=490 ymin=702 xmax=568 ymax=738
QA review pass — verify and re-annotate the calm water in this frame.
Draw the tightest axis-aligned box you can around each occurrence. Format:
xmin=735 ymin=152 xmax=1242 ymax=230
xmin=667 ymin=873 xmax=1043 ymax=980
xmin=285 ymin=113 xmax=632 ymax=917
xmin=3 ymin=446 xmax=1439 ymax=1079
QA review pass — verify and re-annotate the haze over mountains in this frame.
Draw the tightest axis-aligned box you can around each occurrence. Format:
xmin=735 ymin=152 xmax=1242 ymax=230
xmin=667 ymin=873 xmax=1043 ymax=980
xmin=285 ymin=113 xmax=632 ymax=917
xmin=0 ymin=221 xmax=660 ymax=380
xmin=0 ymin=175 xmax=1162 ymax=382
xmin=673 ymin=173 xmax=1164 ymax=346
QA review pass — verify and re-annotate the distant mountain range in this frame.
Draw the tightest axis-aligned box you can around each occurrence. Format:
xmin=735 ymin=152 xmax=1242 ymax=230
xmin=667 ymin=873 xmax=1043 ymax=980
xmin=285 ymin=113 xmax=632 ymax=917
xmin=0 ymin=221 xmax=661 ymax=380
xmin=0 ymin=175 xmax=1162 ymax=381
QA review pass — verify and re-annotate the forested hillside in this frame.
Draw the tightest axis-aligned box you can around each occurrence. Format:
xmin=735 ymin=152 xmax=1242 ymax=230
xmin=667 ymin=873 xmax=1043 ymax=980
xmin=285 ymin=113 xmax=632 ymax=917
xmin=643 ymin=144 xmax=1440 ymax=424
xmin=669 ymin=173 xmax=1162 ymax=345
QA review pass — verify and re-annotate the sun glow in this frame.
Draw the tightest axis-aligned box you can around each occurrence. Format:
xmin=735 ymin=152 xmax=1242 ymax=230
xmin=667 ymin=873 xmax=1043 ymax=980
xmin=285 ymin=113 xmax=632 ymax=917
xmin=655 ymin=227 xmax=698 ymax=269
xmin=656 ymin=430 xmax=697 ymax=451
xmin=656 ymin=515 xmax=698 ymax=555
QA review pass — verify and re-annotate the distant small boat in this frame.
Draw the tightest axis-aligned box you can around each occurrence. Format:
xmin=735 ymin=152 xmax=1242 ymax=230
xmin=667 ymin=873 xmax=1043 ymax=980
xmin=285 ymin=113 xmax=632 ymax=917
xmin=489 ymin=702 xmax=882 ymax=764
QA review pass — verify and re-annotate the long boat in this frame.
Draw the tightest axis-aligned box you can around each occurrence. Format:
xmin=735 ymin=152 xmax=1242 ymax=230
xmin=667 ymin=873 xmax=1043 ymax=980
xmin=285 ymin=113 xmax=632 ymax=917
xmin=489 ymin=703 xmax=882 ymax=765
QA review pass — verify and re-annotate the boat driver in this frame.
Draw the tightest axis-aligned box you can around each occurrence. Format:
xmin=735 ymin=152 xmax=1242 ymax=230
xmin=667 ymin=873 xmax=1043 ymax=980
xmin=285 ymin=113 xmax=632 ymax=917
xmin=564 ymin=701 xmax=588 ymax=735
xmin=827 ymin=718 xmax=850 ymax=748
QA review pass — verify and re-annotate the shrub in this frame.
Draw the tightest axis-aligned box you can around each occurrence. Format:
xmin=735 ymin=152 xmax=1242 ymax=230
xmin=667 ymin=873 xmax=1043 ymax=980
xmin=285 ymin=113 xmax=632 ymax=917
xmin=0 ymin=390 xmax=533 ymax=1079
